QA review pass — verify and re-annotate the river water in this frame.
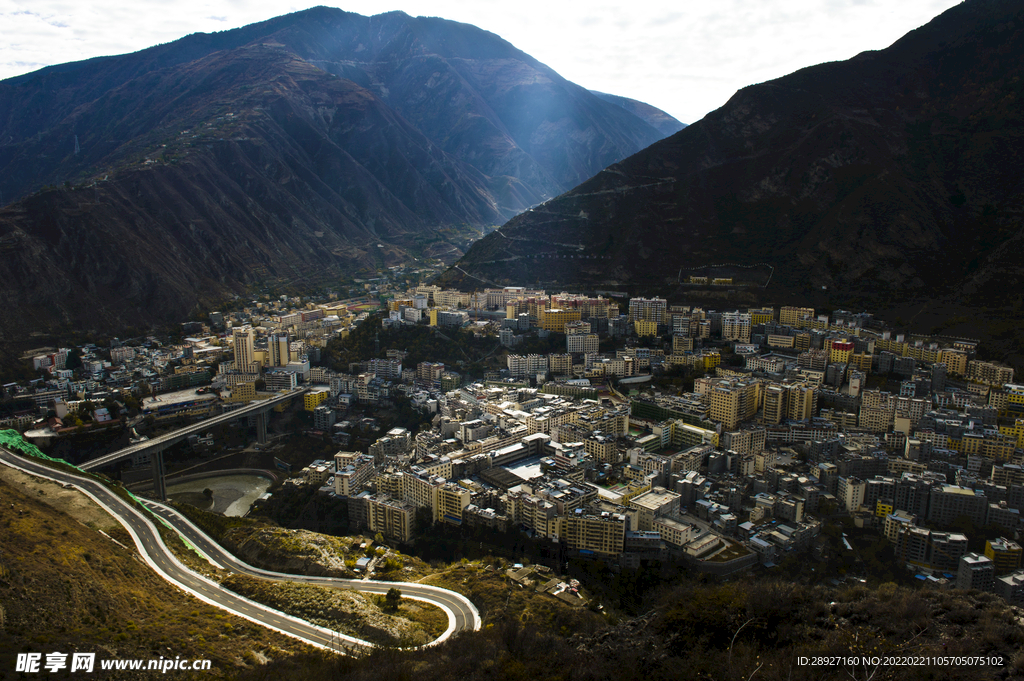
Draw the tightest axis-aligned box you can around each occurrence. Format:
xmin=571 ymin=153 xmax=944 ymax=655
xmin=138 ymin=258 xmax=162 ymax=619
xmin=165 ymin=474 xmax=272 ymax=517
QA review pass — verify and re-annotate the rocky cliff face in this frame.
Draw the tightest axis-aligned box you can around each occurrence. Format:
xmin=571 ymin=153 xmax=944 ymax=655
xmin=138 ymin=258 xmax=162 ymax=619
xmin=0 ymin=7 xmax=676 ymax=338
xmin=445 ymin=0 xmax=1024 ymax=351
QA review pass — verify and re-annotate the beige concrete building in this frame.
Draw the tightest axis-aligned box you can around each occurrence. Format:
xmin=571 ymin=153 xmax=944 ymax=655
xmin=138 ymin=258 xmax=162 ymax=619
xmin=367 ymin=495 xmax=416 ymax=544
xmin=779 ymin=306 xmax=815 ymax=328
xmin=560 ymin=512 xmax=626 ymax=557
xmin=967 ymin=360 xmax=1014 ymax=387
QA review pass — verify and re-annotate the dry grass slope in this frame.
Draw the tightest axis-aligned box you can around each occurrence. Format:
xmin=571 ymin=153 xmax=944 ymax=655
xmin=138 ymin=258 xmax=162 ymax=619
xmin=0 ymin=475 xmax=313 ymax=677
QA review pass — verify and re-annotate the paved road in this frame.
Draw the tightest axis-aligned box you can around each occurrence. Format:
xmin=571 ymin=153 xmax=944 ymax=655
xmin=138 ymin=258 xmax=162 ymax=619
xmin=140 ymin=498 xmax=481 ymax=637
xmin=0 ymin=448 xmax=480 ymax=652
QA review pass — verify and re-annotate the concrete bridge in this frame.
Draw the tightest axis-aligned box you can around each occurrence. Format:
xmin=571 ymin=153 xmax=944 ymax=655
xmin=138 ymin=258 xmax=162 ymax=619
xmin=81 ymin=388 xmax=308 ymax=500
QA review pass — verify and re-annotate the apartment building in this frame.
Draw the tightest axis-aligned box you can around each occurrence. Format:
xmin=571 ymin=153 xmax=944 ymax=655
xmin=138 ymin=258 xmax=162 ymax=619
xmin=334 ymin=452 xmax=375 ymax=496
xmin=967 ymin=360 xmax=1014 ymax=387
xmin=366 ymin=494 xmax=417 ymax=544
xmin=697 ymin=377 xmax=761 ymax=430
xmin=957 ymin=552 xmax=995 ymax=591
xmin=721 ymin=311 xmax=751 ymax=343
xmin=779 ymin=306 xmax=815 ymax=328
xmin=985 ymin=538 xmax=1023 ymax=575
xmin=436 ymin=484 xmax=472 ymax=525
xmin=560 ymin=511 xmax=626 ymax=557
xmin=628 ymin=298 xmax=667 ymax=324
xmin=927 ymin=485 xmax=988 ymax=527
xmin=567 ymin=333 xmax=600 ymax=354
xmin=537 ymin=308 xmax=582 ymax=333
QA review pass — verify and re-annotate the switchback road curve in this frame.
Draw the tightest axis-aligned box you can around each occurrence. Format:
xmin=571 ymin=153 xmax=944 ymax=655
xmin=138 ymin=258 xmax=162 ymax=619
xmin=0 ymin=447 xmax=480 ymax=653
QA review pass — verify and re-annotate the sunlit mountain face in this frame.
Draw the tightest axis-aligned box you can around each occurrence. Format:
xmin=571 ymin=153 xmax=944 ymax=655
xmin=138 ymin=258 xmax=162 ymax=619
xmin=0 ymin=7 xmax=680 ymax=339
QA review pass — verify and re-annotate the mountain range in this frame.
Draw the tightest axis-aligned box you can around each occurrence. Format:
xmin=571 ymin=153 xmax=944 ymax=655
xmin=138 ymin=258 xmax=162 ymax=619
xmin=443 ymin=0 xmax=1024 ymax=361
xmin=0 ymin=7 xmax=680 ymax=340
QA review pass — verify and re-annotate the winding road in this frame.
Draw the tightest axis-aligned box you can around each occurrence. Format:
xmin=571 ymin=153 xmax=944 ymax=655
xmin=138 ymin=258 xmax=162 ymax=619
xmin=0 ymin=447 xmax=480 ymax=653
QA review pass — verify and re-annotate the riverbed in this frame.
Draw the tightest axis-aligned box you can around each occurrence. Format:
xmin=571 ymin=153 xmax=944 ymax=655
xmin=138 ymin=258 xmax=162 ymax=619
xmin=165 ymin=474 xmax=272 ymax=516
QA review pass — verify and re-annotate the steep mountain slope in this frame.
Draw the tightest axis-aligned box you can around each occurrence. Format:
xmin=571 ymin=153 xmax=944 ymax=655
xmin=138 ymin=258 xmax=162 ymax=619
xmin=0 ymin=7 xmax=670 ymax=209
xmin=0 ymin=7 xmax=677 ymax=339
xmin=0 ymin=45 xmax=498 ymax=339
xmin=444 ymin=0 xmax=1024 ymax=331
xmin=590 ymin=91 xmax=686 ymax=137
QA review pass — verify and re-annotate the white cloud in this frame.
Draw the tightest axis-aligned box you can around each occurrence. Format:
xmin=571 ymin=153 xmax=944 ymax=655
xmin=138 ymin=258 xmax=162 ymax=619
xmin=0 ymin=0 xmax=963 ymax=123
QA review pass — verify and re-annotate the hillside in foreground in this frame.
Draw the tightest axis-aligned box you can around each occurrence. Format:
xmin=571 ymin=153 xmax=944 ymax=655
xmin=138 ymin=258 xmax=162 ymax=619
xmin=0 ymin=467 xmax=312 ymax=677
xmin=242 ymin=578 xmax=1024 ymax=681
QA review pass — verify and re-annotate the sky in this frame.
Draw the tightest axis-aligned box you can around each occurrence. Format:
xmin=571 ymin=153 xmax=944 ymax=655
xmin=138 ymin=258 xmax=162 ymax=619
xmin=0 ymin=0 xmax=962 ymax=124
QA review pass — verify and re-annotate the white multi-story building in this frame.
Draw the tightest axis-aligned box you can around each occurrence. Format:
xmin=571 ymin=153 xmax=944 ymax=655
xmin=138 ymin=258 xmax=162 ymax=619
xmin=567 ymin=333 xmax=599 ymax=354
xmin=508 ymin=354 xmax=548 ymax=378
xmin=721 ymin=311 xmax=752 ymax=343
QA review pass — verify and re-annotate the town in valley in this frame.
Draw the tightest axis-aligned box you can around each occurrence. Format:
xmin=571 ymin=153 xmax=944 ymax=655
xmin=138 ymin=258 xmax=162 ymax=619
xmin=7 ymin=273 xmax=1024 ymax=604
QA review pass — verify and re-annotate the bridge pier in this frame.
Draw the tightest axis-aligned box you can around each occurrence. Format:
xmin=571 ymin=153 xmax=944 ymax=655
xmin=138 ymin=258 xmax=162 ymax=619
xmin=255 ymin=411 xmax=268 ymax=445
xmin=150 ymin=448 xmax=167 ymax=501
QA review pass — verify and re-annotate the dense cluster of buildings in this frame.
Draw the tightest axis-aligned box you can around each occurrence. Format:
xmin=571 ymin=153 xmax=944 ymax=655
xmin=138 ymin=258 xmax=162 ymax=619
xmin=8 ymin=281 xmax=1024 ymax=596
xmin=2 ymin=293 xmax=375 ymax=437
xmin=289 ymin=291 xmax=1024 ymax=592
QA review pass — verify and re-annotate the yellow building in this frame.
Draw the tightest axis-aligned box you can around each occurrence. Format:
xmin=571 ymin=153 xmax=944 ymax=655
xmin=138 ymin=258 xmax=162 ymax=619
xmin=876 ymin=337 xmax=907 ymax=356
xmin=849 ymin=352 xmax=873 ymax=372
xmin=225 ymin=381 xmax=257 ymax=403
xmin=634 ymin=320 xmax=659 ymax=337
xmin=767 ymin=334 xmax=795 ymax=349
xmin=705 ymin=379 xmax=761 ymax=430
xmin=828 ymin=340 xmax=854 ymax=365
xmin=985 ymin=538 xmax=1023 ymax=575
xmin=969 ymin=434 xmax=1018 ymax=463
xmin=940 ymin=349 xmax=968 ymax=376
xmin=748 ymin=308 xmax=774 ymax=325
xmin=537 ymin=307 xmax=581 ymax=333
xmin=905 ymin=344 xmax=942 ymax=363
xmin=670 ymin=421 xmax=719 ymax=449
xmin=779 ymin=306 xmax=815 ymax=328
xmin=304 ymin=388 xmax=330 ymax=411
xmin=436 ymin=484 xmax=472 ymax=525
xmin=1002 ymin=385 xmax=1024 ymax=416
xmin=786 ymin=382 xmax=818 ymax=421
xmin=1000 ymin=419 xmax=1024 ymax=449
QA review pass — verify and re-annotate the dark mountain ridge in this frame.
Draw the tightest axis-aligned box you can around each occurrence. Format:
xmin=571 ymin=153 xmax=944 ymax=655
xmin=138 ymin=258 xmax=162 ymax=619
xmin=0 ymin=7 xmax=678 ymax=339
xmin=443 ymin=0 xmax=1024 ymax=360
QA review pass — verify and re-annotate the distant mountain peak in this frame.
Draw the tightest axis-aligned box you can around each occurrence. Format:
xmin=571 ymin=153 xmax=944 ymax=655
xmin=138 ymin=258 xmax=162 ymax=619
xmin=0 ymin=7 xmax=679 ymax=339
xmin=589 ymin=91 xmax=686 ymax=137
